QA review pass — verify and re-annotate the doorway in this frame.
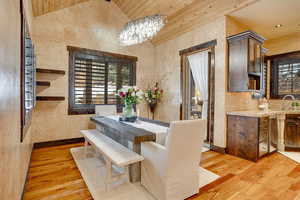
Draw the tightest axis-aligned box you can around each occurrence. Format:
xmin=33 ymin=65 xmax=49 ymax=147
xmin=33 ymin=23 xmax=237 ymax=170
xmin=180 ymin=40 xmax=216 ymax=150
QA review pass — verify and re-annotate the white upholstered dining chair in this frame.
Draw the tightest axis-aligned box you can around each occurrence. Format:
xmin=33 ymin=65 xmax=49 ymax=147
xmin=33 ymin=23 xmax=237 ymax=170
xmin=141 ymin=119 xmax=206 ymax=200
xmin=95 ymin=105 xmax=117 ymax=116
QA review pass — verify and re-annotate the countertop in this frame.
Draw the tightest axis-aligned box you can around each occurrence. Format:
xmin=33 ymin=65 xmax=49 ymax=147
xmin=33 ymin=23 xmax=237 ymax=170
xmin=227 ymin=110 xmax=300 ymax=117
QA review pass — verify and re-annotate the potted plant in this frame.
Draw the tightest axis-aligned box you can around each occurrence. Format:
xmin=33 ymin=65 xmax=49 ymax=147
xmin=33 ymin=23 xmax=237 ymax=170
xmin=144 ymin=83 xmax=163 ymax=120
xmin=291 ymin=102 xmax=300 ymax=110
xmin=116 ymin=86 xmax=143 ymax=122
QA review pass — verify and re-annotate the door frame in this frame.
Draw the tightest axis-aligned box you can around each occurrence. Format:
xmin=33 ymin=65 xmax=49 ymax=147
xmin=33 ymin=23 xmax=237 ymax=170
xmin=179 ymin=39 xmax=216 ymax=146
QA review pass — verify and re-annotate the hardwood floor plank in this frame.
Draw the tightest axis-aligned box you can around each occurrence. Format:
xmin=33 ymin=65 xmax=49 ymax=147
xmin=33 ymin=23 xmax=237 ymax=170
xmin=24 ymin=143 xmax=300 ymax=200
xmin=289 ymin=166 xmax=300 ymax=179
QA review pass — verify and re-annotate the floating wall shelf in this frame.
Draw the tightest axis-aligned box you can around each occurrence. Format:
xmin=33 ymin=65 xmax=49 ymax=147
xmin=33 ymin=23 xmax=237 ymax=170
xmin=36 ymin=81 xmax=50 ymax=87
xmin=36 ymin=69 xmax=65 ymax=102
xmin=36 ymin=68 xmax=65 ymax=75
xmin=36 ymin=96 xmax=65 ymax=101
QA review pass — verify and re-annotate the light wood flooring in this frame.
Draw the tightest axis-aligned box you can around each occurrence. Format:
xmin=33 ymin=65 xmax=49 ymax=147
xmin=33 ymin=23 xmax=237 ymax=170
xmin=23 ymin=143 xmax=300 ymax=200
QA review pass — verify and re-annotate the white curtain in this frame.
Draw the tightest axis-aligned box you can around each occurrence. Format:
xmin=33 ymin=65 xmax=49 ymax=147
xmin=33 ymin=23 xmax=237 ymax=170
xmin=187 ymin=50 xmax=209 ymax=119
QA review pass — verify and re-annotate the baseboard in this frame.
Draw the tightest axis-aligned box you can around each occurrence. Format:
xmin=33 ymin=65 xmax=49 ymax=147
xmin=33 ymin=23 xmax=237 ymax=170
xmin=211 ymin=145 xmax=226 ymax=154
xmin=21 ymin=144 xmax=33 ymax=200
xmin=33 ymin=137 xmax=84 ymax=149
xmin=285 ymin=146 xmax=300 ymax=152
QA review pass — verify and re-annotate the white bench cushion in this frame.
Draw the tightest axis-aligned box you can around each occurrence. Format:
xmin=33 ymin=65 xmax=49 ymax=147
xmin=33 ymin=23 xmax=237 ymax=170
xmin=81 ymin=129 xmax=144 ymax=167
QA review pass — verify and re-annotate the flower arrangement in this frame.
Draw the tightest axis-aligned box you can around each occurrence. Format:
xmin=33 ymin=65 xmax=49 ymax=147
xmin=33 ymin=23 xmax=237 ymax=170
xmin=144 ymin=82 xmax=163 ymax=119
xmin=116 ymin=86 xmax=144 ymax=106
xmin=116 ymin=86 xmax=143 ymax=121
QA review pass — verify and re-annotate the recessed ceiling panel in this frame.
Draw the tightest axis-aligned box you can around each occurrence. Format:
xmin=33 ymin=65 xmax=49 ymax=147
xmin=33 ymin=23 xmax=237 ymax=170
xmin=229 ymin=0 xmax=300 ymax=40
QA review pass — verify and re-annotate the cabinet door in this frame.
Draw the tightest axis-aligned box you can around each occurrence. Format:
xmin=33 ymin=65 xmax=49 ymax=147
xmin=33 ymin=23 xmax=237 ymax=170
xmin=285 ymin=117 xmax=300 ymax=148
xmin=248 ymin=38 xmax=262 ymax=74
xmin=228 ymin=39 xmax=249 ymax=92
xmin=255 ymin=42 xmax=262 ymax=73
xmin=227 ymin=115 xmax=259 ymax=161
xmin=269 ymin=118 xmax=278 ymax=152
xmin=259 ymin=117 xmax=269 ymax=157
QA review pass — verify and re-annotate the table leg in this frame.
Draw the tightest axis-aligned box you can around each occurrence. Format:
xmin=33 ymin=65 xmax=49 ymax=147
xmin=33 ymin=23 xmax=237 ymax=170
xmin=84 ymin=139 xmax=88 ymax=157
xmin=277 ymin=114 xmax=286 ymax=152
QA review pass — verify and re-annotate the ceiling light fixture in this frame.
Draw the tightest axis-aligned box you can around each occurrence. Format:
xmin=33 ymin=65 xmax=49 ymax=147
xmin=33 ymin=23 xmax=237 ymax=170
xmin=275 ymin=24 xmax=283 ymax=28
xmin=119 ymin=14 xmax=166 ymax=46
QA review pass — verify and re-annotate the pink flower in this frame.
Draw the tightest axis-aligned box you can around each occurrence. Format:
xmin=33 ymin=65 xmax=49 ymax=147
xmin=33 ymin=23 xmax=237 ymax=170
xmin=119 ymin=92 xmax=125 ymax=97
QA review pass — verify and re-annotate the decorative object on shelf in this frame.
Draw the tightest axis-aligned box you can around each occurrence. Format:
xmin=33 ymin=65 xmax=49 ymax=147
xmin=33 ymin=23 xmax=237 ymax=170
xmin=291 ymin=102 xmax=300 ymax=110
xmin=144 ymin=83 xmax=163 ymax=120
xmin=252 ymin=91 xmax=262 ymax=99
xmin=119 ymin=14 xmax=166 ymax=46
xmin=116 ymin=86 xmax=143 ymax=122
xmin=258 ymin=98 xmax=269 ymax=112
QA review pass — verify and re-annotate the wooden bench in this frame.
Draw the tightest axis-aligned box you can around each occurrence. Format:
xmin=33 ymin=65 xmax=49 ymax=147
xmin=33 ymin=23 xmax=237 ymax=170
xmin=80 ymin=129 xmax=144 ymax=189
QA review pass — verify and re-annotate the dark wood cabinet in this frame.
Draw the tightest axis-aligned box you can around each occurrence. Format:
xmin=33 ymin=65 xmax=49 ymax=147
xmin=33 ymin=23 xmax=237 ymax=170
xmin=284 ymin=114 xmax=300 ymax=150
xmin=227 ymin=30 xmax=266 ymax=92
xmin=227 ymin=115 xmax=277 ymax=162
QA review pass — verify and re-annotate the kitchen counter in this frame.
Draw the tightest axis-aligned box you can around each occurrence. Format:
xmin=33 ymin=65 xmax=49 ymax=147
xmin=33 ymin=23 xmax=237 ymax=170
xmin=227 ymin=109 xmax=300 ymax=152
xmin=227 ymin=110 xmax=300 ymax=117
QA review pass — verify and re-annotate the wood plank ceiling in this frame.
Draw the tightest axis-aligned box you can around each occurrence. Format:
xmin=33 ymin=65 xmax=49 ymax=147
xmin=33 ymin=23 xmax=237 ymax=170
xmin=32 ymin=0 xmax=89 ymax=17
xmin=32 ymin=0 xmax=260 ymax=45
xmin=113 ymin=0 xmax=260 ymax=45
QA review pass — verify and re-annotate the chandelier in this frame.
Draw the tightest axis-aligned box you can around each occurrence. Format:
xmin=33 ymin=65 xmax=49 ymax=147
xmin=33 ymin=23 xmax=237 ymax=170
xmin=119 ymin=14 xmax=166 ymax=46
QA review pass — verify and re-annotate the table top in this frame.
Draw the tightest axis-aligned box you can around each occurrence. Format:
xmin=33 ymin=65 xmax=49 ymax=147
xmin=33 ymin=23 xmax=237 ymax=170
xmin=91 ymin=116 xmax=169 ymax=144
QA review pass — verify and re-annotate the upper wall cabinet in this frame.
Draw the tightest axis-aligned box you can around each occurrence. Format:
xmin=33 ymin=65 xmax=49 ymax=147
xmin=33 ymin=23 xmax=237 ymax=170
xmin=227 ymin=30 xmax=266 ymax=92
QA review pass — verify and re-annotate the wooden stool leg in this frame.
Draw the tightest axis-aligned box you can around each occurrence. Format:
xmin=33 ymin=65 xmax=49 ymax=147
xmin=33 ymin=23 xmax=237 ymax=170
xmin=105 ymin=159 xmax=112 ymax=191
xmin=84 ymin=139 xmax=88 ymax=157
xmin=125 ymin=166 xmax=130 ymax=183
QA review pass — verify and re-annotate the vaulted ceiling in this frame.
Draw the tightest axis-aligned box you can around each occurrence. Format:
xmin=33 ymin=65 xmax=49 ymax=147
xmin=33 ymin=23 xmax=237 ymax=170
xmin=32 ymin=0 xmax=90 ymax=17
xmin=31 ymin=0 xmax=259 ymax=45
xmin=113 ymin=0 xmax=259 ymax=44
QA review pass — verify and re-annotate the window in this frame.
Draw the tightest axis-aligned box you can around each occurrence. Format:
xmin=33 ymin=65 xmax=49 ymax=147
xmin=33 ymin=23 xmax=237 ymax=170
xmin=270 ymin=51 xmax=300 ymax=99
xmin=21 ymin=5 xmax=36 ymax=142
xmin=67 ymin=46 xmax=136 ymax=115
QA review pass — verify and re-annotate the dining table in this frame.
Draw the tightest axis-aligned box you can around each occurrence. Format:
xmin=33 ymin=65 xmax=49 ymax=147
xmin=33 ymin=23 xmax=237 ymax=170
xmin=90 ymin=115 xmax=169 ymax=182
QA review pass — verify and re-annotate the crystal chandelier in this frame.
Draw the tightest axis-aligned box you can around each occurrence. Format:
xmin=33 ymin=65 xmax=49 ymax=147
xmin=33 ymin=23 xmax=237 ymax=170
xmin=119 ymin=14 xmax=166 ymax=46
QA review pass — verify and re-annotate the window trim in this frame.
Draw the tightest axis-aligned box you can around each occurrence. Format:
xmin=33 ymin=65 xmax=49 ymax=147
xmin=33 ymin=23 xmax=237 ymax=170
xmin=268 ymin=50 xmax=300 ymax=99
xmin=67 ymin=46 xmax=137 ymax=115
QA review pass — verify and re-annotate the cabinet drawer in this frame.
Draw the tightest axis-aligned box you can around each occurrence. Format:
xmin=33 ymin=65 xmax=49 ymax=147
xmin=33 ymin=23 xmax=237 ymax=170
xmin=286 ymin=114 xmax=300 ymax=119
